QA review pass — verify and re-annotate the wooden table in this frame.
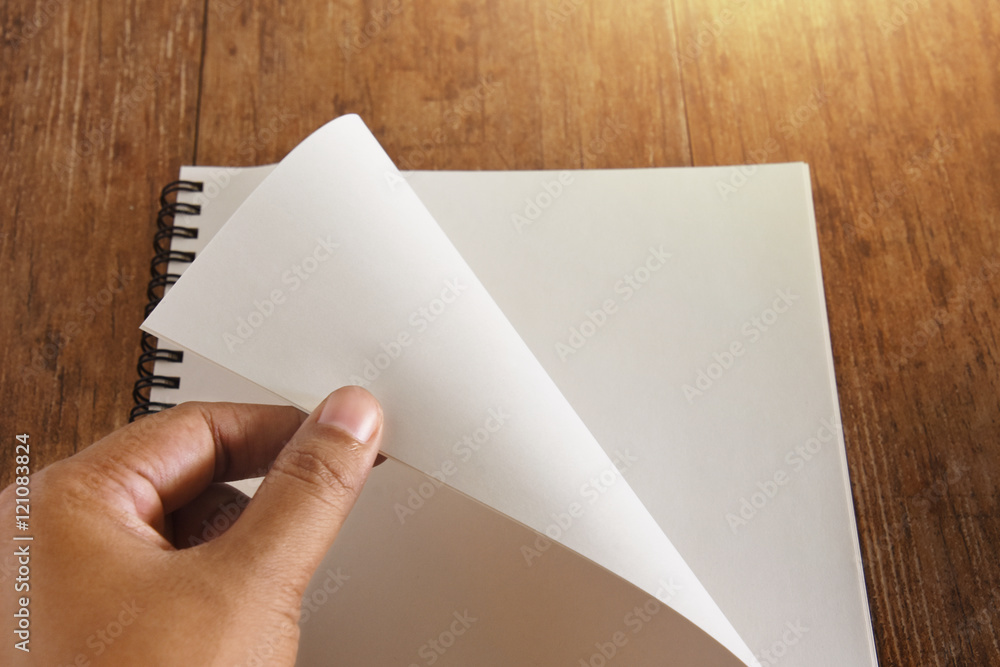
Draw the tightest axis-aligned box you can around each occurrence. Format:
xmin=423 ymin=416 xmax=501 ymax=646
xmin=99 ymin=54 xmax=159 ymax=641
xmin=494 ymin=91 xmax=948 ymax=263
xmin=3 ymin=0 xmax=998 ymax=664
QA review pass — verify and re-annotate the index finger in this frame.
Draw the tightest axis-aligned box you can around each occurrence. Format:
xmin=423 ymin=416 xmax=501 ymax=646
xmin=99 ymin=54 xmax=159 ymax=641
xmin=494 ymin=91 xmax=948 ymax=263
xmin=70 ymin=402 xmax=307 ymax=523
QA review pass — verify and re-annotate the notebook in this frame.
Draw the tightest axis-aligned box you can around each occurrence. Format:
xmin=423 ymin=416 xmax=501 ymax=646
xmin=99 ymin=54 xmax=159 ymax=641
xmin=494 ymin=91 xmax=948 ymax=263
xmin=133 ymin=115 xmax=878 ymax=666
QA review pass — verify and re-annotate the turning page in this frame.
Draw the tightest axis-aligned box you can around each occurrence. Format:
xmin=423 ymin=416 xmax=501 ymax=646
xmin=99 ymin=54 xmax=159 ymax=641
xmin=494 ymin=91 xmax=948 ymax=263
xmin=143 ymin=115 xmax=754 ymax=664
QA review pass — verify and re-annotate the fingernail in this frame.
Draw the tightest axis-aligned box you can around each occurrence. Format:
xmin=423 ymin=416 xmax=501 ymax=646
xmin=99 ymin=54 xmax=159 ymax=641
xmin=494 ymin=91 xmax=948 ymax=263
xmin=317 ymin=386 xmax=381 ymax=443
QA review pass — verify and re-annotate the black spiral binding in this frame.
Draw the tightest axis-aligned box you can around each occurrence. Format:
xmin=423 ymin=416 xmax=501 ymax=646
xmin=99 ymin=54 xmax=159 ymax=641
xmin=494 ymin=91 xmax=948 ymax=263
xmin=129 ymin=180 xmax=204 ymax=421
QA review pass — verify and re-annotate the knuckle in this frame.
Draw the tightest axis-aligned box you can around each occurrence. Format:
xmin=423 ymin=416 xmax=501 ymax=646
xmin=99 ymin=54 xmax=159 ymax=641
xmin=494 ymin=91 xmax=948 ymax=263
xmin=55 ymin=458 xmax=122 ymax=503
xmin=119 ymin=403 xmax=201 ymax=447
xmin=271 ymin=445 xmax=363 ymax=505
xmin=168 ymin=402 xmax=218 ymax=439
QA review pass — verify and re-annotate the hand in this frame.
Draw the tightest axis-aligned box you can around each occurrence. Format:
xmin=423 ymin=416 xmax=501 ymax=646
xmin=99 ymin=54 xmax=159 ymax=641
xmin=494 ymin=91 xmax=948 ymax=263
xmin=0 ymin=385 xmax=383 ymax=666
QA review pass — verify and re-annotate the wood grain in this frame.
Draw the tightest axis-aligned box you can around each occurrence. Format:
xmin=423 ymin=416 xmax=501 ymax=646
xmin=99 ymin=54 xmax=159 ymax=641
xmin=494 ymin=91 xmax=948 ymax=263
xmin=3 ymin=0 xmax=998 ymax=664
xmin=1 ymin=1 xmax=204 ymax=461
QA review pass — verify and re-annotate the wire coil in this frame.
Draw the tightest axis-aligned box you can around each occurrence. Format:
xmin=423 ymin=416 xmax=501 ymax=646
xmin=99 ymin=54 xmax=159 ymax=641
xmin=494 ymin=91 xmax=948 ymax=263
xmin=130 ymin=179 xmax=203 ymax=421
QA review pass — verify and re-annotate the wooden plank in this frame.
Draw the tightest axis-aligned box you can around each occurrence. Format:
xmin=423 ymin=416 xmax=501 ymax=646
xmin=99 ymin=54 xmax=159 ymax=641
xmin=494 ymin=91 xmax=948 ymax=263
xmin=0 ymin=0 xmax=205 ymax=484
xmin=673 ymin=0 xmax=1000 ymax=664
xmin=194 ymin=0 xmax=689 ymax=170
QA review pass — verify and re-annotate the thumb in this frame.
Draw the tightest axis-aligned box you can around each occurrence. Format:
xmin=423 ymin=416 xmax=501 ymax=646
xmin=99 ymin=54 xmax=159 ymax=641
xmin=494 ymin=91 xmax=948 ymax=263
xmin=215 ymin=385 xmax=383 ymax=593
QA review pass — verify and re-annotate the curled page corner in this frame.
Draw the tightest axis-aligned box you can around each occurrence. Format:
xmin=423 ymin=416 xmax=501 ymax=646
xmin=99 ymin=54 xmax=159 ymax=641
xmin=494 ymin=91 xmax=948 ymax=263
xmin=142 ymin=114 xmax=755 ymax=666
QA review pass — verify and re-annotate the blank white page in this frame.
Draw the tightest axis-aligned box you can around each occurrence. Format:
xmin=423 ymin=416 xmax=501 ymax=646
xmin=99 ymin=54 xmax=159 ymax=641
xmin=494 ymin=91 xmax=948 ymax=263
xmin=144 ymin=116 xmax=754 ymax=665
xmin=151 ymin=157 xmax=876 ymax=666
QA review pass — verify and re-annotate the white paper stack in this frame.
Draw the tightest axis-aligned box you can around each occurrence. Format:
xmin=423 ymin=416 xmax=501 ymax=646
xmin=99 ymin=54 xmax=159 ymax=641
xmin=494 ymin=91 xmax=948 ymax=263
xmin=142 ymin=115 xmax=877 ymax=666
